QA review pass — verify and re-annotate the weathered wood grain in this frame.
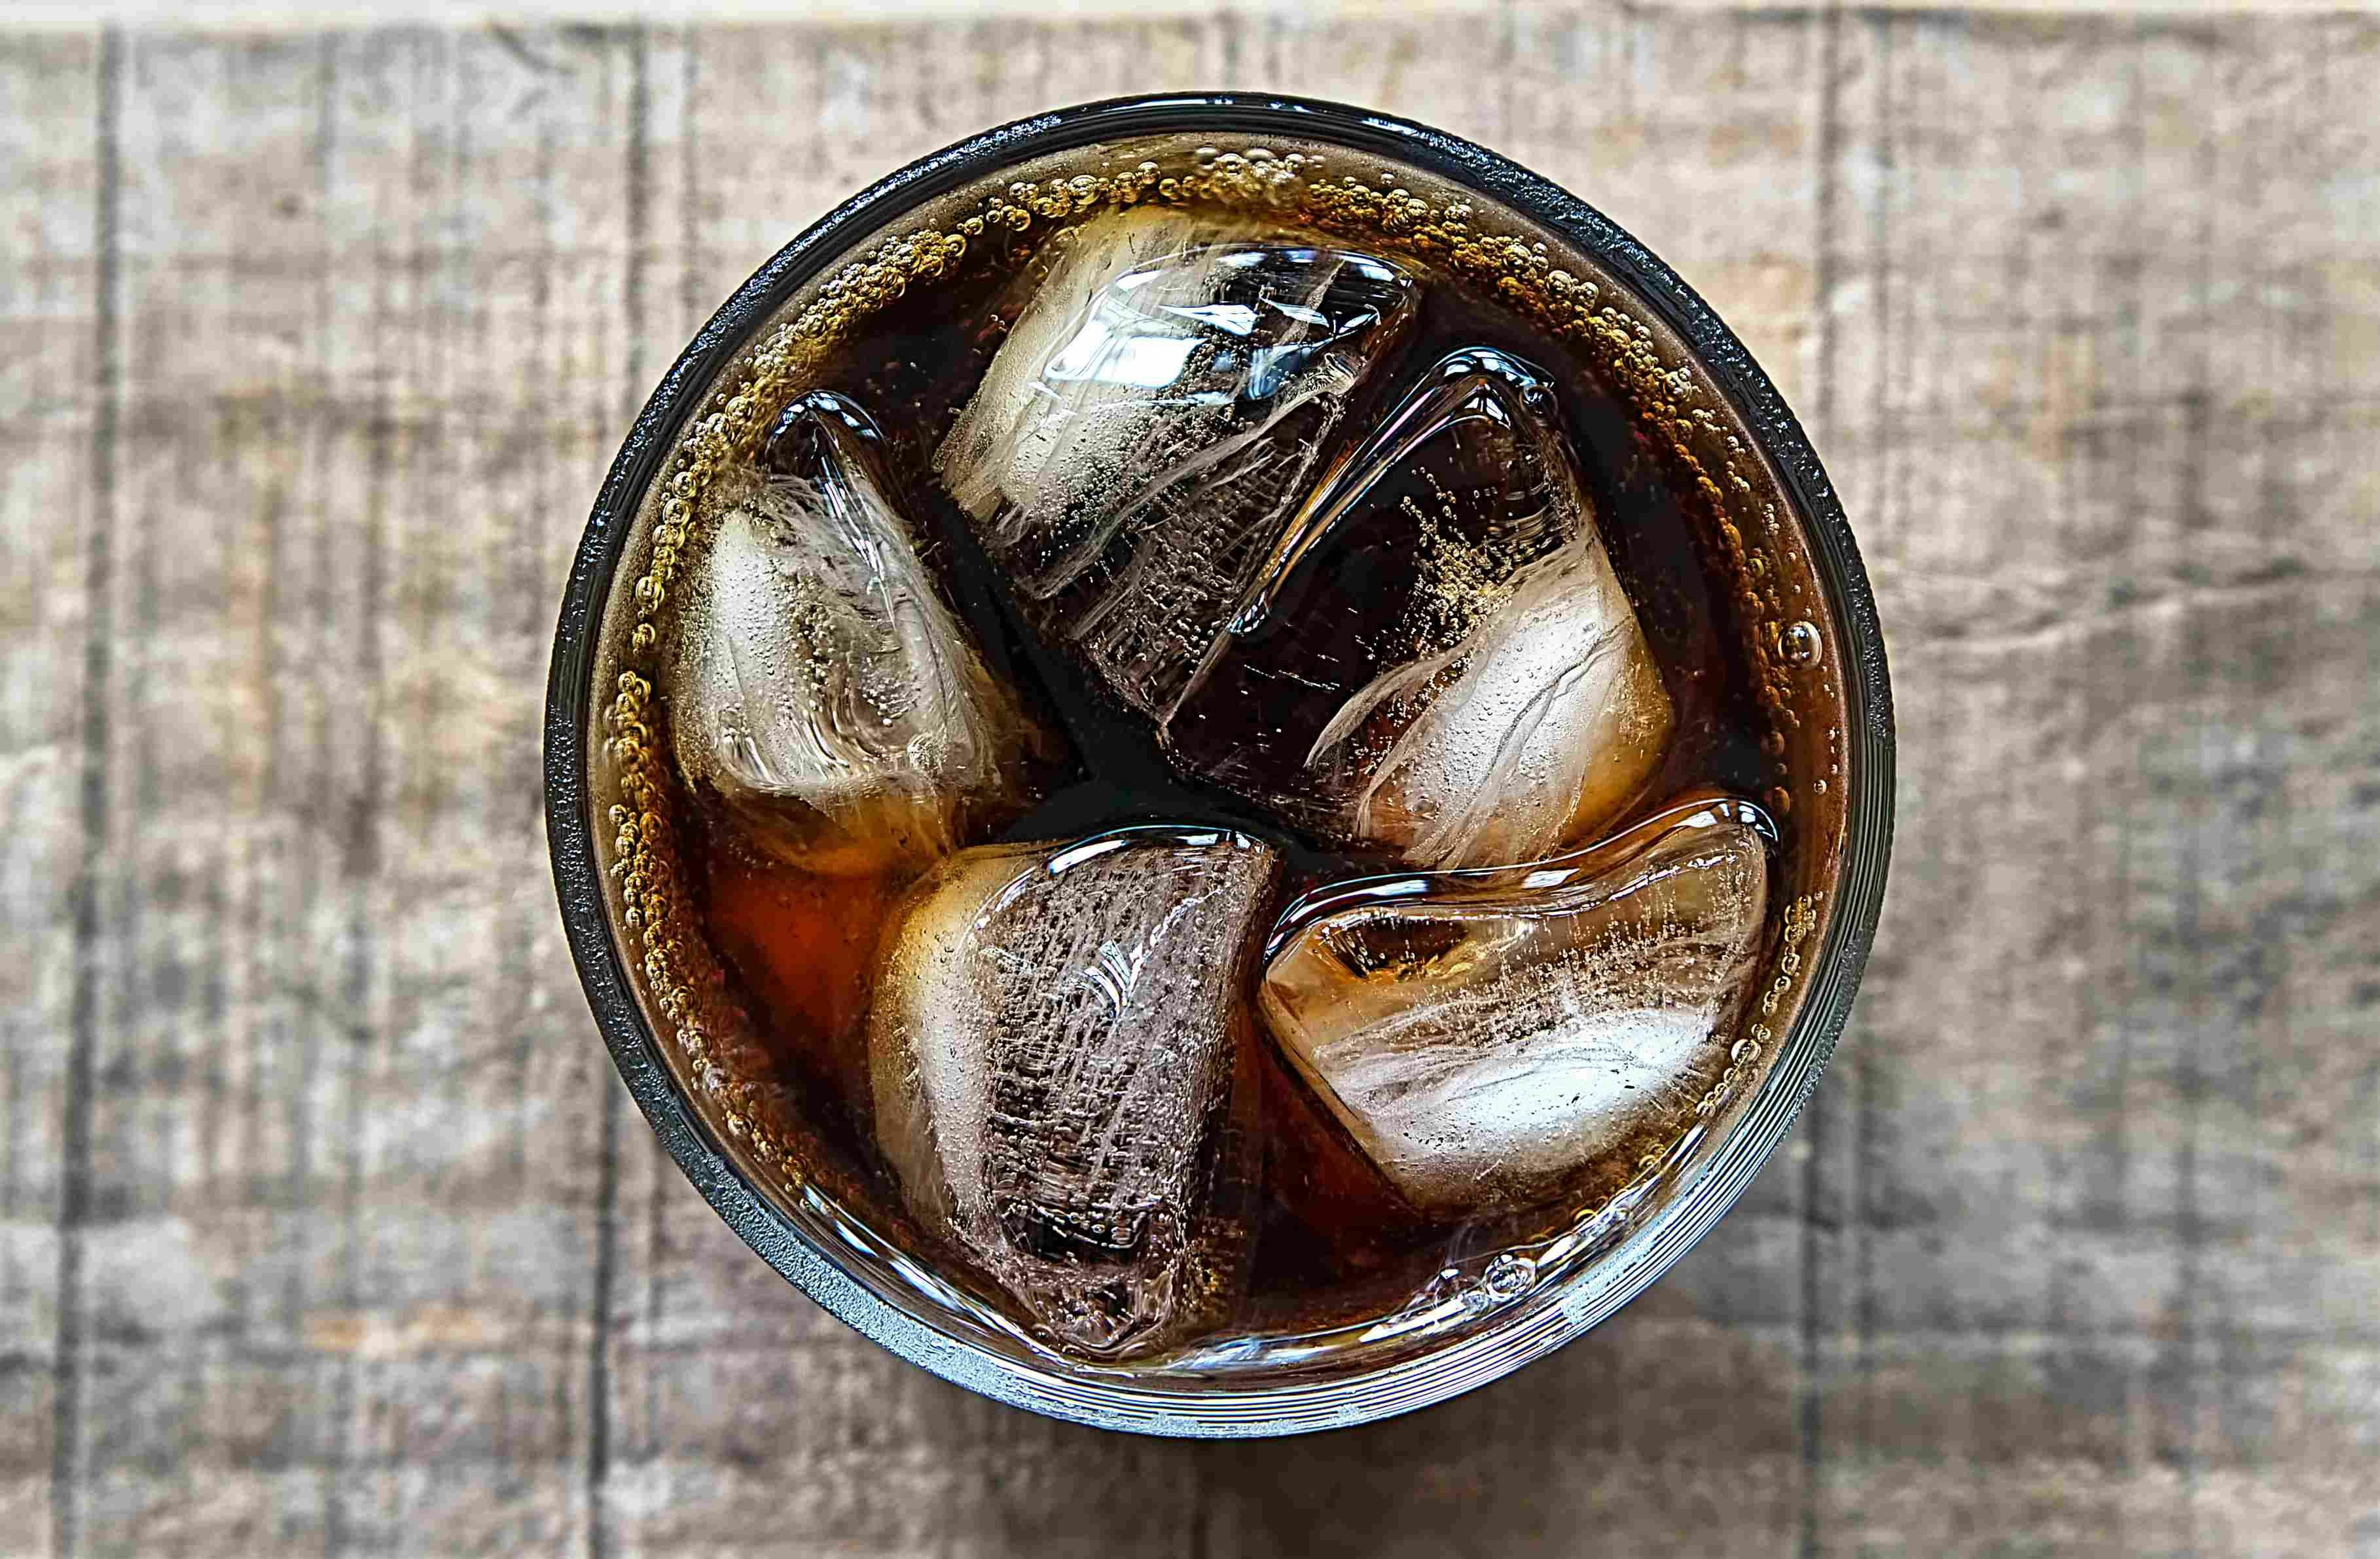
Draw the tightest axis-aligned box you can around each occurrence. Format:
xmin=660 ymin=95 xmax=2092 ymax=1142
xmin=1 ymin=9 xmax=2375 ymax=1558
xmin=1 ymin=33 xmax=101 ymax=1559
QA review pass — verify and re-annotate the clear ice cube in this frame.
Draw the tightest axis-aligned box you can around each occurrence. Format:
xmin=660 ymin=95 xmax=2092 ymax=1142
xmin=1166 ymin=346 xmax=1674 ymax=868
xmin=663 ymin=391 xmax=1052 ymax=875
xmin=936 ymin=206 xmax=1420 ymax=721
xmin=867 ymin=826 xmax=1278 ymax=1356
xmin=1259 ymin=802 xmax=1771 ymax=1216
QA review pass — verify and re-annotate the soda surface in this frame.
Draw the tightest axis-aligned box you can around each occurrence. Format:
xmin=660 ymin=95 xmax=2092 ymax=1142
xmin=604 ymin=141 xmax=1850 ymax=1369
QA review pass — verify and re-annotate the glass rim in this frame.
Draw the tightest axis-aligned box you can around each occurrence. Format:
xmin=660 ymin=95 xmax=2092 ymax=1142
xmin=544 ymin=90 xmax=1896 ymax=1439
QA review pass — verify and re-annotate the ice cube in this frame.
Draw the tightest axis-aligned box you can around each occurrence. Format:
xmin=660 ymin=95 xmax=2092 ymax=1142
xmin=663 ymin=391 xmax=1053 ymax=875
xmin=1259 ymin=803 xmax=1770 ymax=1216
xmin=868 ymin=826 xmax=1278 ymax=1356
xmin=936 ymin=206 xmax=1419 ymax=721
xmin=1166 ymin=346 xmax=1674 ymax=868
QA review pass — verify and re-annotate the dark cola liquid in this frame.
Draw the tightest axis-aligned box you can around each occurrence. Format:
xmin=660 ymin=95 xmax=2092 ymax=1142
xmin=676 ymin=206 xmax=1790 ymax=1344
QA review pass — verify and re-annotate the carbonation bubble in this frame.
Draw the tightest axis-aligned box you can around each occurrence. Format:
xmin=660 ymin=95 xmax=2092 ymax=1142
xmin=1782 ymin=619 xmax=1824 ymax=667
xmin=1483 ymin=1251 xmax=1536 ymax=1301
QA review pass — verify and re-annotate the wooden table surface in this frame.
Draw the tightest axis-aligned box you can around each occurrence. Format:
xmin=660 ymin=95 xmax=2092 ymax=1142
xmin=3 ymin=5 xmax=2377 ymax=1555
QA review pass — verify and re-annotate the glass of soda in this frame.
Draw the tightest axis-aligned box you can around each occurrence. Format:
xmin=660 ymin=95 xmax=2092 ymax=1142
xmin=546 ymin=93 xmax=1894 ymax=1435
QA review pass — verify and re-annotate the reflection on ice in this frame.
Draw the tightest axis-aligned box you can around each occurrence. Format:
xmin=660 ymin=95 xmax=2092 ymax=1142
xmin=867 ymin=827 xmax=1278 ymax=1356
xmin=1260 ymin=802 xmax=1771 ymax=1215
xmin=938 ymin=206 xmax=1420 ymax=723
xmin=663 ymin=391 xmax=1052 ymax=875
xmin=1168 ymin=347 xmax=1674 ymax=868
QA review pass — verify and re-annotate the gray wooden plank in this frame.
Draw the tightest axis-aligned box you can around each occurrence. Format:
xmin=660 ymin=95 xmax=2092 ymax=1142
xmin=75 ymin=28 xmax=369 ymax=1555
xmin=40 ymin=24 xmax=638 ymax=1558
xmin=1809 ymin=10 xmax=2380 ymax=1554
xmin=0 ymin=31 xmax=101 ymax=1559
